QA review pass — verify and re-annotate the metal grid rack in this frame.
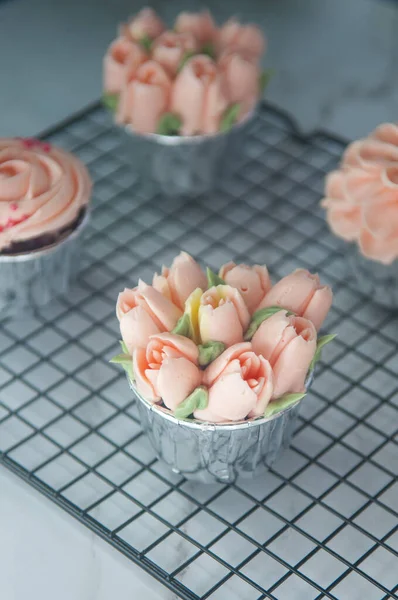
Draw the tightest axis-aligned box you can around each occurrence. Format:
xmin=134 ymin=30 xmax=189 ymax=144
xmin=1 ymin=102 xmax=397 ymax=600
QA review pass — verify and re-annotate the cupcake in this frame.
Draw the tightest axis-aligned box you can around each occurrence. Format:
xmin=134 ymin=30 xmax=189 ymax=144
xmin=103 ymin=8 xmax=271 ymax=196
xmin=111 ymin=252 xmax=335 ymax=483
xmin=322 ymin=123 xmax=398 ymax=307
xmin=0 ymin=137 xmax=92 ymax=319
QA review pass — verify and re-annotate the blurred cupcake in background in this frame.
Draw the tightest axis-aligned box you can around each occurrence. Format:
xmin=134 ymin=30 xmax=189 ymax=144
xmin=102 ymin=8 xmax=271 ymax=196
xmin=322 ymin=123 xmax=398 ymax=308
xmin=0 ymin=137 xmax=92 ymax=319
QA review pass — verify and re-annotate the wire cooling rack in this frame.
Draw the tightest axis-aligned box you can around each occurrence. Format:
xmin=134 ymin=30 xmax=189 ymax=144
xmin=1 ymin=102 xmax=398 ymax=600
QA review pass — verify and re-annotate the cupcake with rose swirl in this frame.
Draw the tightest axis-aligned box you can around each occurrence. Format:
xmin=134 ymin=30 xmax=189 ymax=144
xmin=322 ymin=123 xmax=398 ymax=307
xmin=0 ymin=137 xmax=92 ymax=318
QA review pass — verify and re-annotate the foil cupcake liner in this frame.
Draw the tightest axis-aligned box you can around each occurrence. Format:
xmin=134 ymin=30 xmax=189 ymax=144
xmin=130 ymin=376 xmax=311 ymax=485
xmin=119 ymin=110 xmax=256 ymax=197
xmin=348 ymin=244 xmax=398 ymax=309
xmin=0 ymin=211 xmax=90 ymax=320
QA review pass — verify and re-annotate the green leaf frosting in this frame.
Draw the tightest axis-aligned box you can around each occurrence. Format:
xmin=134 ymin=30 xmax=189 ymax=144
xmin=110 ymin=351 xmax=135 ymax=382
xmin=172 ymin=313 xmax=194 ymax=339
xmin=157 ymin=113 xmax=182 ymax=136
xmin=206 ymin=267 xmax=225 ymax=288
xmin=201 ymin=42 xmax=216 ymax=59
xmin=220 ymin=103 xmax=241 ymax=133
xmin=102 ymin=93 xmax=119 ymax=113
xmin=198 ymin=341 xmax=226 ymax=367
xmin=244 ymin=307 xmax=294 ymax=341
xmin=110 ymin=352 xmax=131 ymax=365
xmin=178 ymin=50 xmax=196 ymax=72
xmin=120 ymin=340 xmax=129 ymax=354
xmin=178 ymin=44 xmax=215 ymax=73
xmin=259 ymin=69 xmax=274 ymax=94
xmin=309 ymin=334 xmax=337 ymax=372
xmin=139 ymin=34 xmax=153 ymax=52
xmin=264 ymin=392 xmax=306 ymax=418
xmin=174 ymin=386 xmax=209 ymax=419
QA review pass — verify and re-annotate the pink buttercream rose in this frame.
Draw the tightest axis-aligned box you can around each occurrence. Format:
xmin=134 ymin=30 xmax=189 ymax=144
xmin=120 ymin=8 xmax=165 ymax=42
xmin=219 ymin=262 xmax=271 ymax=314
xmin=0 ymin=138 xmax=91 ymax=252
xmin=252 ymin=311 xmax=317 ymax=398
xmin=151 ymin=31 xmax=198 ymax=76
xmin=256 ymin=269 xmax=333 ymax=330
xmin=174 ymin=10 xmax=217 ymax=46
xmin=219 ymin=50 xmax=260 ymax=118
xmin=171 ymin=55 xmax=228 ymax=135
xmin=103 ymin=38 xmax=147 ymax=94
xmin=322 ymin=123 xmax=398 ymax=264
xmin=117 ymin=281 xmax=182 ymax=352
xmin=218 ymin=18 xmax=265 ymax=59
xmin=152 ymin=251 xmax=207 ymax=310
xmin=133 ymin=333 xmax=201 ymax=409
xmin=198 ymin=285 xmax=250 ymax=347
xmin=116 ymin=61 xmax=171 ymax=133
xmin=194 ymin=342 xmax=273 ymax=422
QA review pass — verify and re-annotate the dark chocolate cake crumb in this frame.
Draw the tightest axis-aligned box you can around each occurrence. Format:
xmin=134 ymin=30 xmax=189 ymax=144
xmin=0 ymin=209 xmax=87 ymax=256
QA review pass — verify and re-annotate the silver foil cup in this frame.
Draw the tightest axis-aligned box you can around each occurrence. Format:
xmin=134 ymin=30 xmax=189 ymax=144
xmin=348 ymin=244 xmax=398 ymax=309
xmin=131 ymin=379 xmax=308 ymax=485
xmin=0 ymin=212 xmax=89 ymax=320
xmin=119 ymin=111 xmax=256 ymax=197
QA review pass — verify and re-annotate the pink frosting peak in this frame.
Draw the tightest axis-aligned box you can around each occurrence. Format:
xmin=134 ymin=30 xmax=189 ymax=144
xmin=171 ymin=54 xmax=228 ymax=136
xmin=257 ymin=269 xmax=332 ymax=331
xmin=195 ymin=342 xmax=274 ymax=421
xmin=218 ymin=18 xmax=266 ymax=58
xmin=0 ymin=138 xmax=91 ymax=251
xmin=120 ymin=8 xmax=166 ymax=42
xmin=322 ymin=122 xmax=398 ymax=264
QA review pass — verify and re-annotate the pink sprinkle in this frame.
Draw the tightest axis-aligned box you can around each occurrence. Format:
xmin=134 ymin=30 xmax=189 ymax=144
xmin=10 ymin=203 xmax=18 ymax=211
xmin=21 ymin=138 xmax=36 ymax=149
xmin=16 ymin=137 xmax=51 ymax=152
xmin=3 ymin=214 xmax=29 ymax=230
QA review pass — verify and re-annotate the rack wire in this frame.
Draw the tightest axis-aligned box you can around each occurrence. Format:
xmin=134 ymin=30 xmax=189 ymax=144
xmin=1 ymin=102 xmax=397 ymax=600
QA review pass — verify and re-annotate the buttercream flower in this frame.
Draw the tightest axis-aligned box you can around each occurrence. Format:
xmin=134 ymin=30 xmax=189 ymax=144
xmin=171 ymin=55 xmax=228 ymax=135
xmin=174 ymin=10 xmax=217 ymax=46
xmin=116 ymin=61 xmax=171 ymax=133
xmin=103 ymin=38 xmax=147 ymax=94
xmin=322 ymin=123 xmax=398 ymax=264
xmin=152 ymin=251 xmax=207 ymax=310
xmin=252 ymin=311 xmax=317 ymax=398
xmin=256 ymin=269 xmax=332 ymax=330
xmin=186 ymin=284 xmax=250 ymax=347
xmin=219 ymin=262 xmax=271 ymax=314
xmin=0 ymin=138 xmax=91 ymax=252
xmin=117 ymin=281 xmax=182 ymax=352
xmin=151 ymin=31 xmax=198 ymax=76
xmin=219 ymin=50 xmax=260 ymax=118
xmin=218 ymin=19 xmax=265 ymax=58
xmin=194 ymin=342 xmax=273 ymax=421
xmin=133 ymin=333 xmax=201 ymax=409
xmin=120 ymin=8 xmax=165 ymax=42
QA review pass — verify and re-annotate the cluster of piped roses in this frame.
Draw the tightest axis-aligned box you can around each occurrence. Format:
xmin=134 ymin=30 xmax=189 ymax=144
xmin=322 ymin=122 xmax=398 ymax=265
xmin=103 ymin=8 xmax=270 ymax=135
xmin=112 ymin=252 xmax=335 ymax=423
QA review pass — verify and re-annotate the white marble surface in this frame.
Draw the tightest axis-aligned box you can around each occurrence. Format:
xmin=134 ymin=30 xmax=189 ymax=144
xmin=1 ymin=0 xmax=398 ymax=598
xmin=0 ymin=469 xmax=170 ymax=600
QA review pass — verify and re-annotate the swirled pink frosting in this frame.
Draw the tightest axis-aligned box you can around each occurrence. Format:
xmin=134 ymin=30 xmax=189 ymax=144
xmin=322 ymin=123 xmax=398 ymax=264
xmin=0 ymin=138 xmax=91 ymax=252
